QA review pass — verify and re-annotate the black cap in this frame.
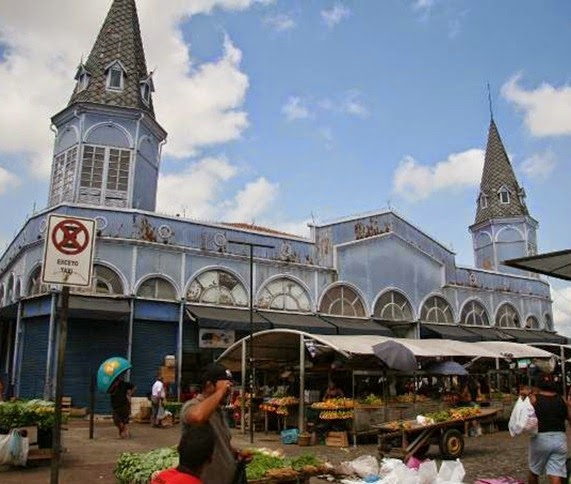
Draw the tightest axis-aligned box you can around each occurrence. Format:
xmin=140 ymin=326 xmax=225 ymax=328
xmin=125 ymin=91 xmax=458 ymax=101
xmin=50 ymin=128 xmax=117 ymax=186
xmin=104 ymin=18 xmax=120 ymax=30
xmin=202 ymin=363 xmax=233 ymax=386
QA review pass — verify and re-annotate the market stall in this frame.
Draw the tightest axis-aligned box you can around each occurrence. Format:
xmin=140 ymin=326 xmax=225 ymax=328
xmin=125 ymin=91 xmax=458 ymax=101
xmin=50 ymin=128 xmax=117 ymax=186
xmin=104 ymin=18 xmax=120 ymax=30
xmin=217 ymin=330 xmax=554 ymax=446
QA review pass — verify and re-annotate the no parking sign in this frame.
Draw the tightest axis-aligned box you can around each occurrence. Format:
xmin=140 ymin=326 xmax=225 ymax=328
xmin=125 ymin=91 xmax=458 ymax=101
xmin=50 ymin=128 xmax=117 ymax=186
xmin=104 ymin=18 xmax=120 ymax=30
xmin=41 ymin=214 xmax=96 ymax=287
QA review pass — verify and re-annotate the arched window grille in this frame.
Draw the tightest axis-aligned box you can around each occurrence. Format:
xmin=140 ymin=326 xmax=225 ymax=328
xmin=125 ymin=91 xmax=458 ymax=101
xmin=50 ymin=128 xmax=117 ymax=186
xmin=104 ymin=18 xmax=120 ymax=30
xmin=73 ymin=265 xmax=124 ymax=295
xmin=137 ymin=277 xmax=177 ymax=301
xmin=27 ymin=267 xmax=49 ymax=296
xmin=319 ymin=285 xmax=366 ymax=317
xmin=544 ymin=314 xmax=554 ymax=331
xmin=525 ymin=316 xmax=540 ymax=330
xmin=420 ymin=296 xmax=454 ymax=324
xmin=496 ymin=303 xmax=520 ymax=328
xmin=373 ymin=291 xmax=413 ymax=322
xmin=187 ymin=270 xmax=247 ymax=307
xmin=460 ymin=300 xmax=490 ymax=326
xmin=257 ymin=277 xmax=311 ymax=312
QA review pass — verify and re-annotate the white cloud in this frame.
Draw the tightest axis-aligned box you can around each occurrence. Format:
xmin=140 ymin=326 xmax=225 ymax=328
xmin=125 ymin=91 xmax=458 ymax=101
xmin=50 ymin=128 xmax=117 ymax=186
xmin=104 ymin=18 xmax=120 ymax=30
xmin=321 ymin=4 xmax=351 ymax=28
xmin=502 ymin=74 xmax=571 ymax=137
xmin=0 ymin=166 xmax=20 ymax=194
xmin=226 ymin=177 xmax=279 ymax=221
xmin=282 ymin=96 xmax=310 ymax=121
xmin=412 ymin=0 xmax=435 ymax=11
xmin=520 ymin=151 xmax=557 ymax=180
xmin=552 ymin=285 xmax=571 ymax=337
xmin=273 ymin=219 xmax=311 ymax=238
xmin=392 ymin=149 xmax=484 ymax=201
xmin=0 ymin=0 xmax=268 ymax=177
xmin=156 ymin=157 xmax=279 ymax=223
xmin=263 ymin=13 xmax=296 ymax=32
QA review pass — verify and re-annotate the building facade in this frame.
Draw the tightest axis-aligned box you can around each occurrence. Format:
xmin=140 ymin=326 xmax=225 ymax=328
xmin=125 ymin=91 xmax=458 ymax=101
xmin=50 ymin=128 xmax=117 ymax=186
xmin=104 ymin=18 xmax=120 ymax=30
xmin=0 ymin=0 xmax=564 ymax=410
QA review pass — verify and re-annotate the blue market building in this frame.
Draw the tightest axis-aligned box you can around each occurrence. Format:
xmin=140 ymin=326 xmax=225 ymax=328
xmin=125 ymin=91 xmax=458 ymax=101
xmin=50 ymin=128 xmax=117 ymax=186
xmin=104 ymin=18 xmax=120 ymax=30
xmin=0 ymin=0 xmax=565 ymax=410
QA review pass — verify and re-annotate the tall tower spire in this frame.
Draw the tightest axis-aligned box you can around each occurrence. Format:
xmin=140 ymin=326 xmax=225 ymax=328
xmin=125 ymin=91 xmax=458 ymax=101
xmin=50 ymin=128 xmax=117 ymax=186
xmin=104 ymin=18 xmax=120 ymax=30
xmin=470 ymin=118 xmax=538 ymax=275
xmin=475 ymin=119 xmax=528 ymax=225
xmin=69 ymin=0 xmax=155 ymax=116
xmin=48 ymin=0 xmax=166 ymax=212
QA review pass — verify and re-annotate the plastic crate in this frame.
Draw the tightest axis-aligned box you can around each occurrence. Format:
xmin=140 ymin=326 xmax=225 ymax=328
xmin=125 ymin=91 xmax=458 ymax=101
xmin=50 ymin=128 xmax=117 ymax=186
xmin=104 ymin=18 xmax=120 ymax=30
xmin=280 ymin=428 xmax=299 ymax=445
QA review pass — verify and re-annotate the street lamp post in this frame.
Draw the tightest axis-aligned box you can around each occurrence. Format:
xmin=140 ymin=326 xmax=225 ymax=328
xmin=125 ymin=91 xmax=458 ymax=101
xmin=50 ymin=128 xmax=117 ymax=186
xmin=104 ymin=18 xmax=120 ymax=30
xmin=227 ymin=239 xmax=273 ymax=444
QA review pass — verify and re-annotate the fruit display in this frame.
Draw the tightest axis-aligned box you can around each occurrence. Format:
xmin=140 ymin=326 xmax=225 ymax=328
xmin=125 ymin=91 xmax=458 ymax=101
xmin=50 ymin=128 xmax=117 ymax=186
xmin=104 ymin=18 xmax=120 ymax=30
xmin=268 ymin=396 xmax=299 ymax=406
xmin=390 ymin=393 xmax=429 ymax=404
xmin=259 ymin=403 xmax=276 ymax=412
xmin=319 ymin=410 xmax=353 ymax=420
xmin=311 ymin=398 xmax=355 ymax=410
xmin=358 ymin=393 xmax=384 ymax=406
xmin=385 ymin=406 xmax=482 ymax=431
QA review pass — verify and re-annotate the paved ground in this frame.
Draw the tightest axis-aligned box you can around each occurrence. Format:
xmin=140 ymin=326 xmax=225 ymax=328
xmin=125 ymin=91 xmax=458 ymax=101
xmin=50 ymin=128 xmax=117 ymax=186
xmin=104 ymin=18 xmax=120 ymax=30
xmin=0 ymin=418 xmax=558 ymax=483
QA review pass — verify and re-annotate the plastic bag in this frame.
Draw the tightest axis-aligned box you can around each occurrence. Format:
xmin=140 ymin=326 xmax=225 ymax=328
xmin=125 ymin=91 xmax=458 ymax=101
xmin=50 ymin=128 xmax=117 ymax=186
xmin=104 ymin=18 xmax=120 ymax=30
xmin=437 ymin=459 xmax=465 ymax=483
xmin=156 ymin=405 xmax=166 ymax=421
xmin=418 ymin=460 xmax=438 ymax=484
xmin=0 ymin=430 xmax=29 ymax=466
xmin=350 ymin=455 xmax=379 ymax=478
xmin=9 ymin=430 xmax=29 ymax=467
xmin=508 ymin=397 xmax=537 ymax=437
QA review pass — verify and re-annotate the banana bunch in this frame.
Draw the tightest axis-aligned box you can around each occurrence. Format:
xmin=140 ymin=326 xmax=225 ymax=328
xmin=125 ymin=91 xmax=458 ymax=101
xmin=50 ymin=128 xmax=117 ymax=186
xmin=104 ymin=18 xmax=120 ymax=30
xmin=319 ymin=410 xmax=354 ymax=420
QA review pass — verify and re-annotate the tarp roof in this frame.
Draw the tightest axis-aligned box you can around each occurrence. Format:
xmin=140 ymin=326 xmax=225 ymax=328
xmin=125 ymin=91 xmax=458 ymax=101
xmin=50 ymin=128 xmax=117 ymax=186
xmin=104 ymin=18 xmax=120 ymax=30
xmin=475 ymin=341 xmax=554 ymax=359
xmin=319 ymin=315 xmax=394 ymax=336
xmin=505 ymin=249 xmax=571 ymax=281
xmin=217 ymin=330 xmax=554 ymax=371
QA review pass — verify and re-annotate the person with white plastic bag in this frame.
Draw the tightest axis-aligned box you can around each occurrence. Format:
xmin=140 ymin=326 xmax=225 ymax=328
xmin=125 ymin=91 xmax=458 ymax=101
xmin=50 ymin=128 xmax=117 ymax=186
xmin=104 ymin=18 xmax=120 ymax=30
xmin=508 ymin=385 xmax=537 ymax=437
xmin=527 ymin=380 xmax=570 ymax=484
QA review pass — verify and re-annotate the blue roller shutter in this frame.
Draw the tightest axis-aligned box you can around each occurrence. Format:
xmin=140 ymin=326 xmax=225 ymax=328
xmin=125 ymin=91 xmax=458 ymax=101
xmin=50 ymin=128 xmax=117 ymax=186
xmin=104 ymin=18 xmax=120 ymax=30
xmin=19 ymin=318 xmax=49 ymax=398
xmin=131 ymin=320 xmax=177 ymax=399
xmin=64 ymin=318 xmax=128 ymax=413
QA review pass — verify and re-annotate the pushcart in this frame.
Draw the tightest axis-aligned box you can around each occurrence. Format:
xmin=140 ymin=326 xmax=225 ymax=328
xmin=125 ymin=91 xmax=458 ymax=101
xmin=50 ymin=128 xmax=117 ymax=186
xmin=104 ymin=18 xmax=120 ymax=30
xmin=373 ymin=407 xmax=499 ymax=462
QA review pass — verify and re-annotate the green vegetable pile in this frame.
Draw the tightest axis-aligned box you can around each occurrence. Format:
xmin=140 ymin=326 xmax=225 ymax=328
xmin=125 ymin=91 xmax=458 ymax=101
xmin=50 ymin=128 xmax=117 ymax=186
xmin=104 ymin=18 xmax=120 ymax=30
xmin=114 ymin=447 xmax=178 ymax=483
xmin=245 ymin=450 xmax=322 ymax=481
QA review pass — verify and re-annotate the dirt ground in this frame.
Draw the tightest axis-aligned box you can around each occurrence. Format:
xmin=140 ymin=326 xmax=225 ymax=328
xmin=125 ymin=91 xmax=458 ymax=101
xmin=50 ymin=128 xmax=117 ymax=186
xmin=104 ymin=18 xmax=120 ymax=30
xmin=0 ymin=418 xmax=558 ymax=483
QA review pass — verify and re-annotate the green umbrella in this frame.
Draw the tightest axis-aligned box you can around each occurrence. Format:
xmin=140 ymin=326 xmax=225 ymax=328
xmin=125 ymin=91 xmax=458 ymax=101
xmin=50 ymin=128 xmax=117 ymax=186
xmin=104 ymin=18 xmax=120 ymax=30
xmin=97 ymin=356 xmax=132 ymax=393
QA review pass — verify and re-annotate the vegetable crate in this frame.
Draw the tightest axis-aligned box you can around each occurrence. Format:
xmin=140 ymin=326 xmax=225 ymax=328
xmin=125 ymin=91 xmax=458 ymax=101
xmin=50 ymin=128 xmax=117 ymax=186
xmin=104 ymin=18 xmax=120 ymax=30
xmin=325 ymin=430 xmax=348 ymax=447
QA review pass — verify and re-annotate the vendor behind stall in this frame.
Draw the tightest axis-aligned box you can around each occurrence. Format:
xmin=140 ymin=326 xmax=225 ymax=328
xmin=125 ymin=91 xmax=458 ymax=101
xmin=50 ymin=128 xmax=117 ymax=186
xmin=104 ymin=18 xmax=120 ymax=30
xmin=323 ymin=380 xmax=344 ymax=400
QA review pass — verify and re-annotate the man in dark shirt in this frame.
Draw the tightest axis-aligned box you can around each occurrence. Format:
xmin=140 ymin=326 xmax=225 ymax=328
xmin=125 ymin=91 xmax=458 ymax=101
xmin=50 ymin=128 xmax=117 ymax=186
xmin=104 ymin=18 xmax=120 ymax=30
xmin=110 ymin=376 xmax=135 ymax=438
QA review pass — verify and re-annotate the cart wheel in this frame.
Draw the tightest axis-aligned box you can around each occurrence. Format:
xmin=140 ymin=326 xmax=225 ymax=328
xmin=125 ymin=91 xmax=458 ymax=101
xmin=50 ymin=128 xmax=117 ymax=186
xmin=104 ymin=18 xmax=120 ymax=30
xmin=439 ymin=429 xmax=464 ymax=459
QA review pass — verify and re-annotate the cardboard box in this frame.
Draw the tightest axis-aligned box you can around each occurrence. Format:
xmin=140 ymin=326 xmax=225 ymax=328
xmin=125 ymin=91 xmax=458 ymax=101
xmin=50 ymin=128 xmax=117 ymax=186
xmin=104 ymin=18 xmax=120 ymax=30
xmin=160 ymin=365 xmax=176 ymax=383
xmin=325 ymin=431 xmax=348 ymax=447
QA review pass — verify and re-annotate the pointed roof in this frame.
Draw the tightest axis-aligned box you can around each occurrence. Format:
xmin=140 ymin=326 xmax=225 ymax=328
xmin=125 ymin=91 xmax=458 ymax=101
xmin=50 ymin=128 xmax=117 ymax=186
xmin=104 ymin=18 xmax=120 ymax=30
xmin=68 ymin=0 xmax=155 ymax=116
xmin=474 ymin=119 xmax=528 ymax=224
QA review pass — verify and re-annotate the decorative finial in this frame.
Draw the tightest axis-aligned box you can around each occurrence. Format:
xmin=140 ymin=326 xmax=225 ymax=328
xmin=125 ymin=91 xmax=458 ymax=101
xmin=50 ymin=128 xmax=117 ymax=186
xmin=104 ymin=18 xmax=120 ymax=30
xmin=487 ymin=82 xmax=494 ymax=121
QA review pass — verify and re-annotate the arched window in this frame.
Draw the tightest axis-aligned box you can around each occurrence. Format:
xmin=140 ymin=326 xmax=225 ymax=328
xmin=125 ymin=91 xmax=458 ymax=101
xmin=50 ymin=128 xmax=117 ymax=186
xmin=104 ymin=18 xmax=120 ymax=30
xmin=187 ymin=269 xmax=247 ymax=307
xmin=319 ymin=285 xmax=366 ymax=317
xmin=373 ymin=291 xmax=413 ymax=322
xmin=257 ymin=277 xmax=311 ymax=312
xmin=27 ymin=266 xmax=49 ymax=296
xmin=73 ymin=264 xmax=124 ymax=295
xmin=6 ymin=274 xmax=14 ymax=302
xmin=544 ymin=314 xmax=554 ymax=331
xmin=137 ymin=277 xmax=177 ymax=300
xmin=460 ymin=300 xmax=490 ymax=326
xmin=525 ymin=316 xmax=540 ymax=330
xmin=499 ymin=186 xmax=510 ymax=204
xmin=496 ymin=303 xmax=520 ymax=328
xmin=420 ymin=296 xmax=454 ymax=324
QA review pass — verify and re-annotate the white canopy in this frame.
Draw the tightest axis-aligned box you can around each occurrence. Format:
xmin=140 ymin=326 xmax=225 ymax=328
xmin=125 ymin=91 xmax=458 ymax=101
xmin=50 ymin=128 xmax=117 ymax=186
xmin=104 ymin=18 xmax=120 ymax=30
xmin=476 ymin=341 xmax=555 ymax=359
xmin=217 ymin=329 xmax=554 ymax=371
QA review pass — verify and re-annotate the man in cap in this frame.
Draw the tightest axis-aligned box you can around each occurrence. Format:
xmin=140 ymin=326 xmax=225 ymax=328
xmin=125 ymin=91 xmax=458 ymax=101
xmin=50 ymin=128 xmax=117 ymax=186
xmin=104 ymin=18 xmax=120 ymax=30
xmin=181 ymin=363 xmax=249 ymax=484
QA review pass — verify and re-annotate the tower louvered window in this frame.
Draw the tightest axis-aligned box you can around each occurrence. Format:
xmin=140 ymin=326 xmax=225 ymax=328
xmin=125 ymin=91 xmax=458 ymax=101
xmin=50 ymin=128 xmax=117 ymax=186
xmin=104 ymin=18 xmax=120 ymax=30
xmin=79 ymin=145 xmax=131 ymax=207
xmin=50 ymin=146 xmax=78 ymax=205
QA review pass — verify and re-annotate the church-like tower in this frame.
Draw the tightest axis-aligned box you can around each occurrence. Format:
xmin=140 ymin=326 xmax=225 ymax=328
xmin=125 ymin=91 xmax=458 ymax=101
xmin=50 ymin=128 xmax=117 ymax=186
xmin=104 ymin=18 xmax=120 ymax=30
xmin=469 ymin=118 xmax=538 ymax=276
xmin=47 ymin=0 xmax=167 ymax=211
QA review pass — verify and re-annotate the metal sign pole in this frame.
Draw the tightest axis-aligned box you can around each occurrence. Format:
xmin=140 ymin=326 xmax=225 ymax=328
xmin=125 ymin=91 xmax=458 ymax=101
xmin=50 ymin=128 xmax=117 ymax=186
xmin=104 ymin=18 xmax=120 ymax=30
xmin=50 ymin=286 xmax=69 ymax=484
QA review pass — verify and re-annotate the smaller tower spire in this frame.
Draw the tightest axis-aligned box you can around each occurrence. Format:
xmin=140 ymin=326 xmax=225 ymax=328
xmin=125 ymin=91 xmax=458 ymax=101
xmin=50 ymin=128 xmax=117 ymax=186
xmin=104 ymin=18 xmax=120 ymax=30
xmin=487 ymin=82 xmax=494 ymax=121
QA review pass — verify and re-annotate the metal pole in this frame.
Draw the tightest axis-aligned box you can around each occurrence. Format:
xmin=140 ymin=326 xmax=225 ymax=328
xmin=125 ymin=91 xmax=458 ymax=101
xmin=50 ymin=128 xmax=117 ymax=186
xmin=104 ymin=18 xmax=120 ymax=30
xmin=89 ymin=372 xmax=95 ymax=439
xmin=51 ymin=286 xmax=70 ymax=484
xmin=226 ymin=240 xmax=274 ymax=443
xmin=249 ymin=244 xmax=254 ymax=444
xmin=126 ymin=298 xmax=135 ymax=375
xmin=44 ymin=291 xmax=57 ymax=399
xmin=10 ymin=301 xmax=22 ymax=398
xmin=177 ymin=301 xmax=184 ymax=401
xmin=298 ymin=334 xmax=305 ymax=433
xmin=561 ymin=345 xmax=566 ymax=398
xmin=241 ymin=339 xmax=246 ymax=434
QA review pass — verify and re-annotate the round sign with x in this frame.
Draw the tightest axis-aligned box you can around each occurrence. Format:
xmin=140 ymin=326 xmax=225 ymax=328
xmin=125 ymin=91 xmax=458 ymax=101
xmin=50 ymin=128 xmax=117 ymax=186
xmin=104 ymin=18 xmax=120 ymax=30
xmin=51 ymin=219 xmax=90 ymax=256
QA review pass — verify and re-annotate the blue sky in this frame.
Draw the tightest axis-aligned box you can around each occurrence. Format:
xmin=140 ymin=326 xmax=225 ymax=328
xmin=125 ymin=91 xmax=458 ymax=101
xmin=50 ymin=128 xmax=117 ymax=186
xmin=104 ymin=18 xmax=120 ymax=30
xmin=1 ymin=0 xmax=571 ymax=331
